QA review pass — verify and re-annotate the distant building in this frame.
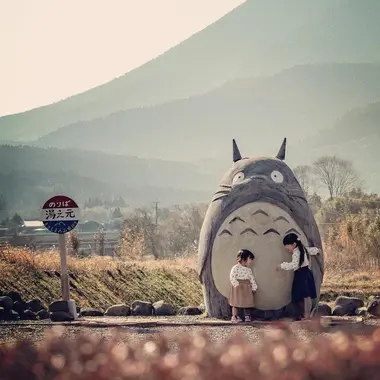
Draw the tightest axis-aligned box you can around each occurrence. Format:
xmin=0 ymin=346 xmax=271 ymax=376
xmin=21 ymin=220 xmax=46 ymax=234
xmin=78 ymin=220 xmax=104 ymax=233
xmin=0 ymin=227 xmax=10 ymax=237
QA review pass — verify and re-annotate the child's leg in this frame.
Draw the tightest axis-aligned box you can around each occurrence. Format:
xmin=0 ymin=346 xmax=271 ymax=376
xmin=304 ymin=297 xmax=312 ymax=319
xmin=231 ymin=306 xmax=238 ymax=317
xmin=244 ymin=308 xmax=251 ymax=322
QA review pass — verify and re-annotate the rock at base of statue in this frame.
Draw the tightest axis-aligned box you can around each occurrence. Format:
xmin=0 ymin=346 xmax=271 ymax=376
xmin=131 ymin=301 xmax=153 ymax=316
xmin=333 ymin=296 xmax=364 ymax=316
xmin=367 ymin=296 xmax=380 ymax=317
xmin=178 ymin=307 xmax=202 ymax=316
xmin=79 ymin=308 xmax=104 ymax=317
xmin=49 ymin=300 xmax=70 ymax=313
xmin=153 ymin=301 xmax=175 ymax=316
xmin=105 ymin=304 xmax=131 ymax=317
xmin=314 ymin=303 xmax=332 ymax=317
xmin=50 ymin=311 xmax=74 ymax=322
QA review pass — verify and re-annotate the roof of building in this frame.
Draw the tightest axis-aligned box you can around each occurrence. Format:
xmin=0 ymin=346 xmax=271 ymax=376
xmin=23 ymin=221 xmax=44 ymax=228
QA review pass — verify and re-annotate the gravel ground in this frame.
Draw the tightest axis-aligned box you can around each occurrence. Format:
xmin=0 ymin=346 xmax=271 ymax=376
xmin=1 ymin=316 xmax=379 ymax=349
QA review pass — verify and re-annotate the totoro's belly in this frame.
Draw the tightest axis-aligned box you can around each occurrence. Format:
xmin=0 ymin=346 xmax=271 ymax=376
xmin=211 ymin=201 xmax=308 ymax=310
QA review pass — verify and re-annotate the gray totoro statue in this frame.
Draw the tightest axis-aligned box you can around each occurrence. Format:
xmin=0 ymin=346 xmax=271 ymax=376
xmin=198 ymin=138 xmax=324 ymax=319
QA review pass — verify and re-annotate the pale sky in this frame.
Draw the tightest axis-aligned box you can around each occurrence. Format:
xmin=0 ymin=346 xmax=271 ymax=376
xmin=0 ymin=0 xmax=245 ymax=116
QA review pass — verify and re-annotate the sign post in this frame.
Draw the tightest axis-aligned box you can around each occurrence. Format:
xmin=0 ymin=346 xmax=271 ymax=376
xmin=41 ymin=195 xmax=80 ymax=319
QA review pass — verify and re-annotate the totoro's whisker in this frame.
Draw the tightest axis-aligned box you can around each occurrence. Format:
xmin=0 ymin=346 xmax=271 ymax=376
xmin=219 ymin=184 xmax=231 ymax=188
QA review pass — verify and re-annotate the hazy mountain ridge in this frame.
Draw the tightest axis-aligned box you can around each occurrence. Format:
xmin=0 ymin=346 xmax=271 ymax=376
xmin=0 ymin=145 xmax=216 ymax=191
xmin=34 ymin=63 xmax=380 ymax=161
xmin=1 ymin=0 xmax=380 ymax=141
xmin=0 ymin=145 xmax=218 ymax=216
xmin=288 ymin=101 xmax=380 ymax=192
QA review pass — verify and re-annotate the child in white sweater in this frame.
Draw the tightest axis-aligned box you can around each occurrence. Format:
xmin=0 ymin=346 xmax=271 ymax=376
xmin=229 ymin=249 xmax=258 ymax=323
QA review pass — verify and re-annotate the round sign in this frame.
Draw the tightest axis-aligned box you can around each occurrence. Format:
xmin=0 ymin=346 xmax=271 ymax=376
xmin=41 ymin=195 xmax=80 ymax=234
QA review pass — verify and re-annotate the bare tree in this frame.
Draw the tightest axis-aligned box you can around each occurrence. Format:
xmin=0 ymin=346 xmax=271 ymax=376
xmin=293 ymin=165 xmax=315 ymax=196
xmin=313 ymin=156 xmax=362 ymax=199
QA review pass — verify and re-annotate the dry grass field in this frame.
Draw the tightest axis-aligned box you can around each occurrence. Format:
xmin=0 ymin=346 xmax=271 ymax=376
xmin=1 ymin=245 xmax=379 ymax=311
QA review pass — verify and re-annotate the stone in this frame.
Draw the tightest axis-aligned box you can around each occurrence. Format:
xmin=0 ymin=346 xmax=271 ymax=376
xmin=79 ymin=308 xmax=104 ymax=317
xmin=4 ymin=310 xmax=20 ymax=321
xmin=333 ymin=296 xmax=364 ymax=316
xmin=37 ymin=310 xmax=50 ymax=320
xmin=367 ymin=296 xmax=380 ymax=317
xmin=153 ymin=301 xmax=175 ymax=316
xmin=26 ymin=299 xmax=43 ymax=313
xmin=332 ymin=305 xmax=345 ymax=316
xmin=0 ymin=307 xmax=4 ymax=320
xmin=13 ymin=300 xmax=27 ymax=315
xmin=131 ymin=301 xmax=153 ymax=316
xmin=3 ymin=291 xmax=23 ymax=304
xmin=178 ymin=307 xmax=202 ymax=316
xmin=21 ymin=309 xmax=37 ymax=321
xmin=0 ymin=296 xmax=14 ymax=311
xmin=355 ymin=307 xmax=368 ymax=317
xmin=314 ymin=302 xmax=332 ymax=317
xmin=50 ymin=311 xmax=74 ymax=322
xmin=49 ymin=300 xmax=70 ymax=313
xmin=198 ymin=139 xmax=324 ymax=318
xmin=105 ymin=304 xmax=131 ymax=317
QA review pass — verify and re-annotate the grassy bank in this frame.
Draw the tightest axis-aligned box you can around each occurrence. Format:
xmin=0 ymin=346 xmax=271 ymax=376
xmin=0 ymin=247 xmax=203 ymax=311
xmin=0 ymin=247 xmax=379 ymax=311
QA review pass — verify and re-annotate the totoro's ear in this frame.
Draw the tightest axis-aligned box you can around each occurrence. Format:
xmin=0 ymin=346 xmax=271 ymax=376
xmin=232 ymin=139 xmax=242 ymax=162
xmin=276 ymin=138 xmax=287 ymax=160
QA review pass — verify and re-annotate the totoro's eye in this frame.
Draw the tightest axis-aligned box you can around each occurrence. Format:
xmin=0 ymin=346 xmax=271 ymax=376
xmin=232 ymin=172 xmax=245 ymax=185
xmin=270 ymin=170 xmax=284 ymax=183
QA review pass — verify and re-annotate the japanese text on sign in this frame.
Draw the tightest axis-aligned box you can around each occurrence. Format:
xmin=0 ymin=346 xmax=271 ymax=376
xmin=43 ymin=208 xmax=77 ymax=221
xmin=48 ymin=200 xmax=71 ymax=208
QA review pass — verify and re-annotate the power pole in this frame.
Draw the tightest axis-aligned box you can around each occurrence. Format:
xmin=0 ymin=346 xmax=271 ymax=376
xmin=154 ymin=201 xmax=159 ymax=226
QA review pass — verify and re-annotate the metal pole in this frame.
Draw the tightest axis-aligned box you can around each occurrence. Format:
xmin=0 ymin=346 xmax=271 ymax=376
xmin=59 ymin=233 xmax=70 ymax=301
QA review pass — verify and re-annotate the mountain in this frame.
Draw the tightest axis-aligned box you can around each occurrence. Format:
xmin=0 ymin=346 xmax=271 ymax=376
xmin=0 ymin=145 xmax=215 ymax=190
xmin=0 ymin=146 xmax=215 ymax=216
xmin=34 ymin=63 xmax=380 ymax=161
xmin=1 ymin=0 xmax=380 ymax=141
xmin=289 ymin=101 xmax=380 ymax=192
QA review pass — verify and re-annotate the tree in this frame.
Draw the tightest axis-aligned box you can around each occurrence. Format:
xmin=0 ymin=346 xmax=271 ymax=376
xmin=293 ymin=165 xmax=315 ymax=196
xmin=11 ymin=213 xmax=24 ymax=226
xmin=313 ymin=156 xmax=361 ymax=199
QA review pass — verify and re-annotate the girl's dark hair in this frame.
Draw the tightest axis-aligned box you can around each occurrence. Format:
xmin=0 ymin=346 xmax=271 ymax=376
xmin=282 ymin=233 xmax=308 ymax=267
xmin=237 ymin=249 xmax=255 ymax=262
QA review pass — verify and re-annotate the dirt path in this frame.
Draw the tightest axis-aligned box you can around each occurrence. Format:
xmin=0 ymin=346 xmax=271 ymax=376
xmin=1 ymin=316 xmax=378 ymax=348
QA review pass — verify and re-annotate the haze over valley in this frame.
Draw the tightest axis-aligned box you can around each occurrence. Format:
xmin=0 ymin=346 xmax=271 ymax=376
xmin=1 ymin=0 xmax=380 ymax=216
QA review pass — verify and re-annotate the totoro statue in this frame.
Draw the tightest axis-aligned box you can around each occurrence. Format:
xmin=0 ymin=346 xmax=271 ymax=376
xmin=198 ymin=138 xmax=324 ymax=319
